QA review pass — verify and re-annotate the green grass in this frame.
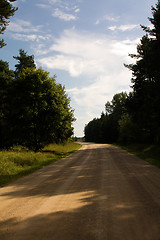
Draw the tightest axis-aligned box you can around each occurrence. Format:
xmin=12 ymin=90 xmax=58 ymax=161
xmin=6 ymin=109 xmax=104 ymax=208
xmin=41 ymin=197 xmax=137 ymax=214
xmin=116 ymin=143 xmax=160 ymax=168
xmin=0 ymin=142 xmax=82 ymax=186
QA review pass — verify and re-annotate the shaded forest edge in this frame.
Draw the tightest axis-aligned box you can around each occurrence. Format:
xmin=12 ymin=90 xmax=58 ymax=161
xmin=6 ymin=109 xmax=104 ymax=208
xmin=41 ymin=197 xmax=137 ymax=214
xmin=0 ymin=142 xmax=82 ymax=186
xmin=115 ymin=144 xmax=160 ymax=168
xmin=84 ymin=1 xmax=160 ymax=168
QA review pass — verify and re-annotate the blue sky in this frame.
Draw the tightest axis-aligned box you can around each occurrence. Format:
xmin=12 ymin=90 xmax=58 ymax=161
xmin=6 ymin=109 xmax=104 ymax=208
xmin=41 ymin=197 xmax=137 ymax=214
xmin=1 ymin=0 xmax=156 ymax=136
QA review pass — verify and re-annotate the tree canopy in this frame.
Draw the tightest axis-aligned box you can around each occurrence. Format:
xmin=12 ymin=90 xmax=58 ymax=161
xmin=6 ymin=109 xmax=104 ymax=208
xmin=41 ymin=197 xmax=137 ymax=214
xmin=13 ymin=49 xmax=36 ymax=77
xmin=8 ymin=68 xmax=75 ymax=151
xmin=0 ymin=50 xmax=75 ymax=151
xmin=0 ymin=60 xmax=14 ymax=147
xmin=84 ymin=92 xmax=127 ymax=143
xmin=125 ymin=0 xmax=160 ymax=143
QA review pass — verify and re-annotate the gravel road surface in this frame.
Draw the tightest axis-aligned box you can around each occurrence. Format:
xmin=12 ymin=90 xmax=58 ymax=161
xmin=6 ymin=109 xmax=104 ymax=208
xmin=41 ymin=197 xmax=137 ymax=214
xmin=0 ymin=143 xmax=160 ymax=240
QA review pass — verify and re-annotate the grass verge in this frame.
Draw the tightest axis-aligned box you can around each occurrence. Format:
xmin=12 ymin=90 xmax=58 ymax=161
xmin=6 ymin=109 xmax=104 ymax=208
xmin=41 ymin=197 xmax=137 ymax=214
xmin=116 ymin=143 xmax=160 ymax=168
xmin=0 ymin=142 xmax=82 ymax=186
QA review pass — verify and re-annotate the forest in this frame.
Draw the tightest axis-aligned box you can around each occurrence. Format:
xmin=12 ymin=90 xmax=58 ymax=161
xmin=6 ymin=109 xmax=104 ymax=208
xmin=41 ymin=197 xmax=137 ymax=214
xmin=85 ymin=1 xmax=160 ymax=145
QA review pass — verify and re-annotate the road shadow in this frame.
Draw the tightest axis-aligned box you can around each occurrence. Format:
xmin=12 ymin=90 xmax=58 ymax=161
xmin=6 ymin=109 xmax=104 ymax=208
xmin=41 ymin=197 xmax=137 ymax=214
xmin=0 ymin=143 xmax=160 ymax=239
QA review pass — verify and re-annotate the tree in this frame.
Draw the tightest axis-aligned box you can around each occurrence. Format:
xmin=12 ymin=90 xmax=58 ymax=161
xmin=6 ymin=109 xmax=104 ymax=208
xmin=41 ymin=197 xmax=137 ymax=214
xmin=84 ymin=92 xmax=128 ymax=143
xmin=0 ymin=60 xmax=14 ymax=147
xmin=105 ymin=92 xmax=127 ymax=117
xmin=13 ymin=49 xmax=36 ymax=77
xmin=8 ymin=68 xmax=75 ymax=151
xmin=0 ymin=0 xmax=17 ymax=48
xmin=84 ymin=118 xmax=100 ymax=142
xmin=125 ymin=0 xmax=160 ymax=143
xmin=118 ymin=113 xmax=139 ymax=144
xmin=105 ymin=92 xmax=128 ymax=141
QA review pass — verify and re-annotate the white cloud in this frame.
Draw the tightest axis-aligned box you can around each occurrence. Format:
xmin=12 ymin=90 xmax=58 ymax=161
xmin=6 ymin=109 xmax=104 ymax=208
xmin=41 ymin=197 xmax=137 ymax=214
xmin=109 ymin=24 xmax=139 ymax=31
xmin=48 ymin=0 xmax=61 ymax=4
xmin=111 ymin=39 xmax=140 ymax=56
xmin=12 ymin=33 xmax=52 ymax=42
xmin=67 ymin=70 xmax=131 ymax=109
xmin=36 ymin=4 xmax=50 ymax=9
xmin=40 ymin=0 xmax=80 ymax=21
xmin=75 ymin=8 xmax=80 ymax=13
xmin=6 ymin=18 xmax=52 ymax=44
xmin=95 ymin=20 xmax=100 ymax=25
xmin=67 ymin=70 xmax=132 ymax=136
xmin=12 ymin=33 xmax=37 ymax=41
xmin=108 ymin=25 xmax=117 ymax=31
xmin=38 ymin=29 xmax=138 ymax=77
xmin=32 ymin=44 xmax=50 ymax=55
xmin=37 ymin=29 xmax=139 ymax=136
xmin=7 ymin=19 xmax=42 ymax=33
xmin=96 ymin=14 xmax=120 ymax=25
xmin=52 ymin=8 xmax=77 ymax=21
xmin=7 ymin=19 xmax=52 ymax=45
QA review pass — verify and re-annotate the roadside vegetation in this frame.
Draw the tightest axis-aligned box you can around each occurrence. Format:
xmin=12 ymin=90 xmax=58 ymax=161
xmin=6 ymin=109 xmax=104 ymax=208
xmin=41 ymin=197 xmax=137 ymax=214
xmin=0 ymin=142 xmax=81 ymax=186
xmin=116 ymin=144 xmax=160 ymax=168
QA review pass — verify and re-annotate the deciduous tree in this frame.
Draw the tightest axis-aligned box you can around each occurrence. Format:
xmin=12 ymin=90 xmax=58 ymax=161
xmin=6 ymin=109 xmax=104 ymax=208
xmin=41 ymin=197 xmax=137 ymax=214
xmin=9 ymin=68 xmax=75 ymax=151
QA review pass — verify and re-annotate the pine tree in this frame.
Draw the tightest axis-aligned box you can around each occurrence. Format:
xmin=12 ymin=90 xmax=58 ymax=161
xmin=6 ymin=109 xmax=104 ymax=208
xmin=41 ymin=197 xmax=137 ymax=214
xmin=126 ymin=0 xmax=160 ymax=143
xmin=0 ymin=0 xmax=17 ymax=48
xmin=13 ymin=49 xmax=36 ymax=77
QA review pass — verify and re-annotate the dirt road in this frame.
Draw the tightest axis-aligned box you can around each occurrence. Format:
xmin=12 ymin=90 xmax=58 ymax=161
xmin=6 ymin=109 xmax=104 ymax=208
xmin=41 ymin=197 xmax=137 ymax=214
xmin=0 ymin=143 xmax=160 ymax=240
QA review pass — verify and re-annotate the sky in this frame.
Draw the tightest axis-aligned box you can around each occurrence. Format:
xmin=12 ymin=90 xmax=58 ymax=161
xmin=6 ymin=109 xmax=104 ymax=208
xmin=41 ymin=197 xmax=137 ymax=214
xmin=1 ymin=0 xmax=156 ymax=137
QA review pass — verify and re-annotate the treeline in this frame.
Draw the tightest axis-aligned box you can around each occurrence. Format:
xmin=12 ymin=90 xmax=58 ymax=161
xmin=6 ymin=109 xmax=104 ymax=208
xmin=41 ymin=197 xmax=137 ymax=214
xmin=85 ymin=1 xmax=160 ymax=145
xmin=0 ymin=1 xmax=75 ymax=151
xmin=0 ymin=50 xmax=75 ymax=151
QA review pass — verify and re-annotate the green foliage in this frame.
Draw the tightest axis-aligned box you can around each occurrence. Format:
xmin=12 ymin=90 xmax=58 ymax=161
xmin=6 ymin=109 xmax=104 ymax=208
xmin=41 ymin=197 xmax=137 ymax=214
xmin=43 ymin=142 xmax=81 ymax=154
xmin=117 ymin=144 xmax=160 ymax=168
xmin=125 ymin=0 xmax=160 ymax=143
xmin=0 ymin=60 xmax=14 ymax=147
xmin=84 ymin=92 xmax=127 ymax=143
xmin=141 ymin=1 xmax=160 ymax=40
xmin=0 ymin=50 xmax=75 ymax=151
xmin=84 ymin=118 xmax=102 ymax=143
xmin=118 ymin=113 xmax=139 ymax=143
xmin=0 ymin=142 xmax=82 ymax=186
xmin=8 ymin=67 xmax=75 ymax=151
xmin=0 ymin=0 xmax=17 ymax=48
xmin=105 ymin=92 xmax=127 ymax=117
xmin=13 ymin=49 xmax=36 ymax=77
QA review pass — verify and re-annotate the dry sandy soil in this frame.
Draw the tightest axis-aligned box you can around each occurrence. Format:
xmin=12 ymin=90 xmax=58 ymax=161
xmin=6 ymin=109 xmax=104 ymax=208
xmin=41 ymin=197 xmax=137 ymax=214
xmin=0 ymin=143 xmax=160 ymax=240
